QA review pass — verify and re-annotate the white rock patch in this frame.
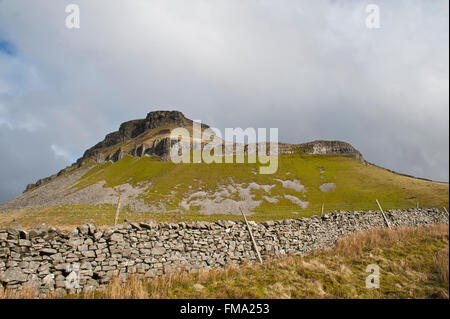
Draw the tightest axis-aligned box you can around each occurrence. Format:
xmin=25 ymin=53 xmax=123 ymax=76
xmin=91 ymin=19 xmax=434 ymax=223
xmin=284 ymin=194 xmax=309 ymax=209
xmin=263 ymin=196 xmax=279 ymax=203
xmin=180 ymin=182 xmax=275 ymax=215
xmin=319 ymin=183 xmax=336 ymax=192
xmin=275 ymin=179 xmax=306 ymax=193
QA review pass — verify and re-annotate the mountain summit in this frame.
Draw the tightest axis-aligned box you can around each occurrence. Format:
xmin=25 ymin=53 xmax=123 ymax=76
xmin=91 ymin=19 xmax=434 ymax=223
xmin=81 ymin=111 xmax=209 ymax=162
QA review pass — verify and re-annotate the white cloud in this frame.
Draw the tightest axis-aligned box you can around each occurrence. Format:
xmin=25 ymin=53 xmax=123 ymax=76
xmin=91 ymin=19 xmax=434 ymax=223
xmin=50 ymin=144 xmax=73 ymax=163
xmin=0 ymin=103 xmax=45 ymax=132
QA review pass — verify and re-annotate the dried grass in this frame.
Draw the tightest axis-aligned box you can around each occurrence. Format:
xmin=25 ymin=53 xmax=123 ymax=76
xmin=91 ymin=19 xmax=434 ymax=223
xmin=333 ymin=224 xmax=449 ymax=257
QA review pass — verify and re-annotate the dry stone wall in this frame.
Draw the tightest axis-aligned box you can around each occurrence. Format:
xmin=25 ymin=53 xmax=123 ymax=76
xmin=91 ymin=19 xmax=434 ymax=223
xmin=0 ymin=208 xmax=448 ymax=297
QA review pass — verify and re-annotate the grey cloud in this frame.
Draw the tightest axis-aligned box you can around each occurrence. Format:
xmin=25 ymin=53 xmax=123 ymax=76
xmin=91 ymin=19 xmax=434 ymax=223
xmin=0 ymin=0 xmax=448 ymax=203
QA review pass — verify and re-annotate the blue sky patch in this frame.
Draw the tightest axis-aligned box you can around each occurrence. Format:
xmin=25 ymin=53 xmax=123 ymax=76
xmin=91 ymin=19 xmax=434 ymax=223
xmin=0 ymin=40 xmax=16 ymax=56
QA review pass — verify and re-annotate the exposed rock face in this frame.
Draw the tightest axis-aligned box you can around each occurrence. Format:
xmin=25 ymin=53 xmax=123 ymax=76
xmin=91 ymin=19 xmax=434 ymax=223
xmin=82 ymin=111 xmax=196 ymax=160
xmin=95 ymin=153 xmax=105 ymax=164
xmin=0 ymin=208 xmax=447 ymax=297
xmin=145 ymin=110 xmax=193 ymax=130
xmin=106 ymin=148 xmax=125 ymax=162
xmin=136 ymin=144 xmax=147 ymax=157
xmin=291 ymin=140 xmax=363 ymax=160
xmin=24 ymin=184 xmax=36 ymax=192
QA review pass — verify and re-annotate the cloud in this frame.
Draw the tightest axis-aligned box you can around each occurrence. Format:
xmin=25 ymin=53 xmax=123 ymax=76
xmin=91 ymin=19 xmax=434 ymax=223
xmin=0 ymin=117 xmax=44 ymax=131
xmin=0 ymin=103 xmax=45 ymax=132
xmin=0 ymin=0 xmax=448 ymax=203
xmin=50 ymin=144 xmax=73 ymax=163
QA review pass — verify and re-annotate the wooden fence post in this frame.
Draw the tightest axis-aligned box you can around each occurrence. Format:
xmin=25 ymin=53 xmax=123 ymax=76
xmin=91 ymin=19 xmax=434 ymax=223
xmin=376 ymin=199 xmax=391 ymax=228
xmin=240 ymin=207 xmax=263 ymax=264
xmin=114 ymin=194 xmax=122 ymax=226
xmin=321 ymin=203 xmax=324 ymax=217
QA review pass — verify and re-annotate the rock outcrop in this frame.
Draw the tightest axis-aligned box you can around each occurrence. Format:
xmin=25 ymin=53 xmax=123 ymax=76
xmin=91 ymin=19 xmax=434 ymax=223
xmin=278 ymin=140 xmax=363 ymax=160
xmin=301 ymin=140 xmax=363 ymax=159
xmin=81 ymin=111 xmax=199 ymax=160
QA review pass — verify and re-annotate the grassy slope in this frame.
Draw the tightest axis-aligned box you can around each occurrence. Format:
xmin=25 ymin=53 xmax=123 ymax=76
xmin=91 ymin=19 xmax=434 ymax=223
xmin=1 ymin=154 xmax=448 ymax=227
xmin=55 ymin=224 xmax=447 ymax=299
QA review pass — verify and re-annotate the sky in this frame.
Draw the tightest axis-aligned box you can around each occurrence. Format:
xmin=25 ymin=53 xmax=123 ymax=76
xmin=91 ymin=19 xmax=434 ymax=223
xmin=0 ymin=0 xmax=448 ymax=204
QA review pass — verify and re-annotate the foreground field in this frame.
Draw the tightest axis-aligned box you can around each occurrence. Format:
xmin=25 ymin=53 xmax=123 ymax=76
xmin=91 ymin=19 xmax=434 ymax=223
xmin=1 ymin=155 xmax=448 ymax=228
xmin=18 ymin=224 xmax=440 ymax=299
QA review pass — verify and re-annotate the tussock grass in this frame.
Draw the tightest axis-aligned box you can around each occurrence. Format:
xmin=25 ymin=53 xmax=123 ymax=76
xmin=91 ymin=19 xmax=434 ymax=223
xmin=433 ymin=248 xmax=449 ymax=298
xmin=0 ymin=282 xmax=39 ymax=299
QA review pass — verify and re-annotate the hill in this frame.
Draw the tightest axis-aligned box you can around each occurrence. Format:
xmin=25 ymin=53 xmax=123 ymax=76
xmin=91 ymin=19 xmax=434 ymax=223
xmin=0 ymin=110 xmax=447 ymax=227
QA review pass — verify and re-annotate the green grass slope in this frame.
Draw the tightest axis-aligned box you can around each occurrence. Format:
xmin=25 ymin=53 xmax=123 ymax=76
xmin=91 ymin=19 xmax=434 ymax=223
xmin=4 ymin=153 xmax=446 ymax=227
xmin=2 ymin=154 xmax=447 ymax=227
